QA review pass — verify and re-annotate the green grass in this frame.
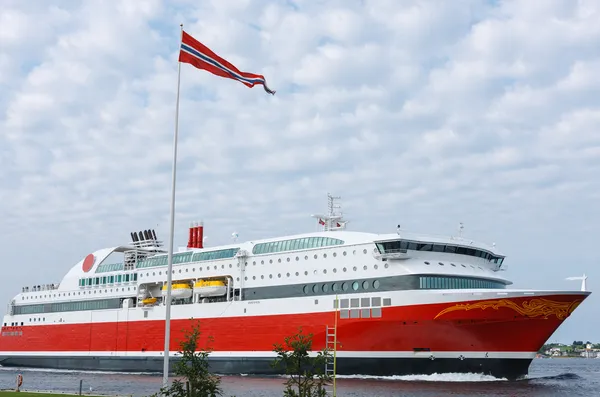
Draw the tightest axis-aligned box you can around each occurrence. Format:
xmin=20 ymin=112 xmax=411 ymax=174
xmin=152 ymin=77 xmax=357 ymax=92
xmin=0 ymin=392 xmax=121 ymax=397
xmin=0 ymin=393 xmax=80 ymax=397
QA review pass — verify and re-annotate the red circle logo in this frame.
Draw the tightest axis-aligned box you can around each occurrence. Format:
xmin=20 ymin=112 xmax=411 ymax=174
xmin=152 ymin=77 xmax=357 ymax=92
xmin=82 ymin=254 xmax=95 ymax=272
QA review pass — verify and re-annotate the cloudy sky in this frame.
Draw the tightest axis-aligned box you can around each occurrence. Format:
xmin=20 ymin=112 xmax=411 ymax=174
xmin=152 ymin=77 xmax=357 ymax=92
xmin=1 ymin=0 xmax=598 ymax=343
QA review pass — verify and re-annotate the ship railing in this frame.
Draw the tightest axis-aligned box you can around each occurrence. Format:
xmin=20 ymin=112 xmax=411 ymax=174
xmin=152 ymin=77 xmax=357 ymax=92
xmin=21 ymin=283 xmax=60 ymax=293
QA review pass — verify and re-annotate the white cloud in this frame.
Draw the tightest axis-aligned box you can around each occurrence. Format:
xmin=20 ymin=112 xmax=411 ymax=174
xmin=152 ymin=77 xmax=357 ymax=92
xmin=1 ymin=0 xmax=599 ymax=343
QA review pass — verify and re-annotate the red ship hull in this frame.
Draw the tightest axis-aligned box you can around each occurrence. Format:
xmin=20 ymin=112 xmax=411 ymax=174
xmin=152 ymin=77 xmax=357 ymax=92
xmin=0 ymin=292 xmax=587 ymax=379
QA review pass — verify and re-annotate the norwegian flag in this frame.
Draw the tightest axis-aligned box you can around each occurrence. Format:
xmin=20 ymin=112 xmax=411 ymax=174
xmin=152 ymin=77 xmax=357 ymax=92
xmin=179 ymin=31 xmax=275 ymax=95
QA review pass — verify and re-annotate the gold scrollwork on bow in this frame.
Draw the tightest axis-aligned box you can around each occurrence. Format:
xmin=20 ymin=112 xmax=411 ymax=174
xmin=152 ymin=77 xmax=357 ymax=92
xmin=434 ymin=298 xmax=582 ymax=320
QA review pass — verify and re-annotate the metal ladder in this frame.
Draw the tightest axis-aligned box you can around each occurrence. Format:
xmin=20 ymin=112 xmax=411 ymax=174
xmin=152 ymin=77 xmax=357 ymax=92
xmin=324 ymin=296 xmax=340 ymax=396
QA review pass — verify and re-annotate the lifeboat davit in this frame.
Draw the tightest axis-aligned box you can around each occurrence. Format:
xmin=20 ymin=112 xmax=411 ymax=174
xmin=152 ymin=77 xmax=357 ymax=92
xmin=161 ymin=283 xmax=192 ymax=299
xmin=194 ymin=280 xmax=226 ymax=297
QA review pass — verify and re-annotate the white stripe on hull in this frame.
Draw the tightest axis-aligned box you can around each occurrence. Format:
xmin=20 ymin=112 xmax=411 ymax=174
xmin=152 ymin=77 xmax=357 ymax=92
xmin=0 ymin=350 xmax=537 ymax=359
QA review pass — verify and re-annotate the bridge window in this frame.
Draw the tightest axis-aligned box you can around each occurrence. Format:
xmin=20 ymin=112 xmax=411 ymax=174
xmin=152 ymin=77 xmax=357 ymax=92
xmin=377 ymin=240 xmax=504 ymax=263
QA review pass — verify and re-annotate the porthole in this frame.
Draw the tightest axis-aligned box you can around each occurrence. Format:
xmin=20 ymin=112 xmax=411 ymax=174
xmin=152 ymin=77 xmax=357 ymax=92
xmin=450 ymin=263 xmax=456 ymax=267
xmin=333 ymin=252 xmax=337 ymax=257
xmin=373 ymin=280 xmax=380 ymax=289
xmin=303 ymin=285 xmax=309 ymax=294
xmin=286 ymin=272 xmax=290 ymax=277
xmin=261 ymin=260 xmax=264 ymax=265
xmin=352 ymin=281 xmax=359 ymax=291
xmin=343 ymin=267 xmax=347 ymax=272
xmin=278 ymin=259 xmax=282 ymax=263
xmin=332 ymin=283 xmax=339 ymax=291
xmin=362 ymin=280 xmax=369 ymax=290
xmin=285 ymin=258 xmax=289 ymax=262
xmin=278 ymin=274 xmax=281 ymax=278
xmin=322 ymin=284 xmax=329 ymax=293
xmin=159 ymin=271 xmax=162 ymax=275
xmin=353 ymin=266 xmax=357 ymax=271
xmin=342 ymin=282 xmax=348 ymax=291
xmin=269 ymin=274 xmax=273 ymax=279
xmin=384 ymin=263 xmax=389 ymax=269
xmin=461 ymin=264 xmax=466 ymax=268
xmin=438 ymin=262 xmax=444 ymax=266
xmin=186 ymin=269 xmax=189 ymax=272
xmin=323 ymin=254 xmax=327 ymax=258
xmin=295 ymin=272 xmax=299 ymax=276
xmin=304 ymin=271 xmax=308 ymax=275
xmin=363 ymin=249 xmax=367 ymax=254
xmin=424 ymin=262 xmax=430 ymax=265
xmin=214 ymin=266 xmax=217 ymax=270
xmin=245 ymin=262 xmax=248 ymax=266
xmin=304 ymin=255 xmax=308 ymax=260
xmin=244 ymin=277 xmax=248 ymax=281
xmin=253 ymin=261 xmax=256 ymax=266
xmin=261 ymin=275 xmax=264 ymax=279
xmin=221 ymin=265 xmax=225 ymax=269
xmin=312 ymin=284 xmax=318 ymax=293
xmin=270 ymin=259 xmax=273 ymax=264
xmin=153 ymin=272 xmax=156 ymax=276
xmin=323 ymin=269 xmax=327 ymax=274
xmin=178 ymin=270 xmax=182 ymax=273
xmin=199 ymin=267 xmax=202 ymax=271
xmin=353 ymin=250 xmax=356 ymax=255
xmin=236 ymin=277 xmax=240 ymax=281
xmin=333 ymin=268 xmax=337 ymax=273
xmin=193 ymin=268 xmax=196 ymax=271
xmin=363 ymin=265 xmax=367 ymax=270
xmin=314 ymin=254 xmax=318 ymax=259
xmin=343 ymin=251 xmax=347 ymax=256
xmin=296 ymin=257 xmax=299 ymax=261
xmin=374 ymin=264 xmax=378 ymax=270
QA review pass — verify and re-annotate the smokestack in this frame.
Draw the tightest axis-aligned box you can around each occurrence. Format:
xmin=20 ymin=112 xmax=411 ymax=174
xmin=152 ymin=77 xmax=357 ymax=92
xmin=196 ymin=221 xmax=204 ymax=249
xmin=187 ymin=222 xmax=194 ymax=248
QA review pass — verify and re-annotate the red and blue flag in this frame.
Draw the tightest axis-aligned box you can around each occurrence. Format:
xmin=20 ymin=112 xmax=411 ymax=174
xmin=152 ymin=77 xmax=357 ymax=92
xmin=179 ymin=31 xmax=275 ymax=95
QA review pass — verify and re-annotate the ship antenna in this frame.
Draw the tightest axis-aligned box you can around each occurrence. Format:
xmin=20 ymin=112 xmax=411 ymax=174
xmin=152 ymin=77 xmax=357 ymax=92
xmin=311 ymin=193 xmax=347 ymax=232
xmin=458 ymin=222 xmax=464 ymax=238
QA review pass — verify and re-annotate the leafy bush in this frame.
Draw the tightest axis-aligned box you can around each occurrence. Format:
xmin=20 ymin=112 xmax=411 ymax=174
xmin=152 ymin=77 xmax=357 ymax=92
xmin=271 ymin=327 xmax=332 ymax=397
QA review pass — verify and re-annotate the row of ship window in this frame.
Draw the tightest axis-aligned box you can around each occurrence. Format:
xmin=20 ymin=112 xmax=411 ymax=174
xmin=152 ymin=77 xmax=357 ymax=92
xmin=303 ymin=279 xmax=381 ymax=294
xmin=12 ymin=298 xmax=122 ymax=315
xmin=79 ymin=273 xmax=137 ymax=287
xmin=419 ymin=276 xmax=504 ymax=289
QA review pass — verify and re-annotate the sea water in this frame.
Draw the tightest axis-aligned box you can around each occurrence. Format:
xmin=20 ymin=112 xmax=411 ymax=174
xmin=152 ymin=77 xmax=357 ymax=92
xmin=1 ymin=358 xmax=598 ymax=397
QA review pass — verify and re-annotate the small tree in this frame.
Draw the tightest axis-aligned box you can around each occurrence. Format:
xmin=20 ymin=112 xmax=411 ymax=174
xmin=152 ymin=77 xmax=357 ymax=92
xmin=153 ymin=319 xmax=222 ymax=397
xmin=272 ymin=327 xmax=332 ymax=397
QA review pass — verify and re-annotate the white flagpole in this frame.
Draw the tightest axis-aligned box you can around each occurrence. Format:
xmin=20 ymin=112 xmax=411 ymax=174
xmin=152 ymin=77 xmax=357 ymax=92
xmin=163 ymin=23 xmax=184 ymax=389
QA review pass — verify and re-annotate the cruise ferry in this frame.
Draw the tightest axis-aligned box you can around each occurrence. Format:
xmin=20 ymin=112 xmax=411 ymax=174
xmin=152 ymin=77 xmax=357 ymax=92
xmin=0 ymin=195 xmax=590 ymax=379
